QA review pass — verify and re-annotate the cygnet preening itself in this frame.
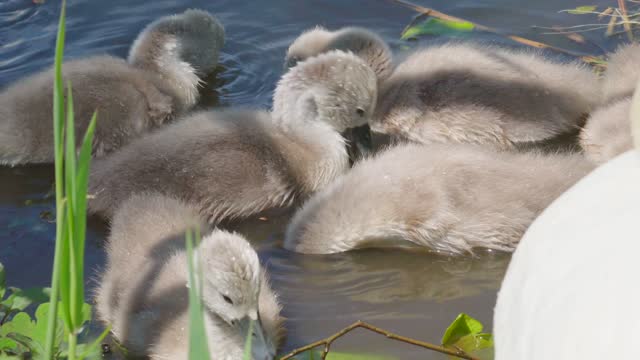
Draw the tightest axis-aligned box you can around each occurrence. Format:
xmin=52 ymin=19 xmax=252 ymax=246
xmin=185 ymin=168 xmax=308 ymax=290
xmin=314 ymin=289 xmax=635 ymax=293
xmin=579 ymin=43 xmax=640 ymax=163
xmin=373 ymin=43 xmax=601 ymax=149
xmin=88 ymin=50 xmax=377 ymax=222
xmin=285 ymin=143 xmax=595 ymax=254
xmin=285 ymin=26 xmax=393 ymax=82
xmin=95 ymin=193 xmax=284 ymax=360
xmin=0 ymin=9 xmax=224 ymax=165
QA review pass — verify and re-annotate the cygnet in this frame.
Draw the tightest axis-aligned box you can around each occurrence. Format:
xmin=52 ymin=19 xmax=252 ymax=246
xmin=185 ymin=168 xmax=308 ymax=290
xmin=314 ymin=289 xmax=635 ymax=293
xmin=95 ymin=193 xmax=284 ymax=360
xmin=374 ymin=43 xmax=601 ymax=149
xmin=285 ymin=143 xmax=595 ymax=254
xmin=88 ymin=50 xmax=377 ymax=223
xmin=285 ymin=26 xmax=393 ymax=82
xmin=0 ymin=9 xmax=224 ymax=165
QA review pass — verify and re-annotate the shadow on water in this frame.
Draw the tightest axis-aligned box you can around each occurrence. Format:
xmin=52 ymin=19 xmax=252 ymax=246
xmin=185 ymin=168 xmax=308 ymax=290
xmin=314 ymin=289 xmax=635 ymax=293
xmin=0 ymin=0 xmax=624 ymax=358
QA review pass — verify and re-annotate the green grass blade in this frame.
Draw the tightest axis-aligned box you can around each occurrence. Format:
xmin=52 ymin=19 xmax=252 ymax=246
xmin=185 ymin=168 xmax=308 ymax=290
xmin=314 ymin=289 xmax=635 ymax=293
xmin=58 ymin=204 xmax=73 ymax=331
xmin=186 ymin=229 xmax=211 ymax=360
xmin=73 ymin=110 xmax=97 ymax=333
xmin=194 ymin=226 xmax=202 ymax=297
xmin=78 ymin=324 xmax=111 ymax=359
xmin=242 ymin=319 xmax=254 ymax=360
xmin=64 ymin=82 xmax=80 ymax=332
xmin=65 ymin=82 xmax=77 ymax=203
xmin=45 ymin=0 xmax=67 ymax=357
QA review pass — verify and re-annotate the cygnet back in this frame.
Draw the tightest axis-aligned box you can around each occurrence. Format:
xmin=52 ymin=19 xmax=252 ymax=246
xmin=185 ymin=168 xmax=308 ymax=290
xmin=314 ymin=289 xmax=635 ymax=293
xmin=285 ymin=143 xmax=595 ymax=254
xmin=373 ymin=43 xmax=600 ymax=149
xmin=0 ymin=9 xmax=224 ymax=166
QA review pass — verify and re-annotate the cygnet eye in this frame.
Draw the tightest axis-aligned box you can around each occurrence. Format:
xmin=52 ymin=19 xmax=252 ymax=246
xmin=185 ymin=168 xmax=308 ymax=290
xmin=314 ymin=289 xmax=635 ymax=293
xmin=222 ymin=294 xmax=234 ymax=305
xmin=356 ymin=108 xmax=365 ymax=117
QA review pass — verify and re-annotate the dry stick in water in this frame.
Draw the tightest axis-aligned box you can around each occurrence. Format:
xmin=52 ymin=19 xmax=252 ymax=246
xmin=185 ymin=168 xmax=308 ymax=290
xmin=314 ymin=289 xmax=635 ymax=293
xmin=617 ymin=0 xmax=635 ymax=40
xmin=388 ymin=0 xmax=603 ymax=66
xmin=279 ymin=321 xmax=481 ymax=360
xmin=607 ymin=12 xmax=619 ymax=36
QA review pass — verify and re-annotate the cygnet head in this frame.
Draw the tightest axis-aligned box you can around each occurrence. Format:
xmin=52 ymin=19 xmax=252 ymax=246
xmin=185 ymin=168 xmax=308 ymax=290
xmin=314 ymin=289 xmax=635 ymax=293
xmin=273 ymin=50 xmax=377 ymax=133
xmin=128 ymin=9 xmax=225 ymax=106
xmin=196 ymin=231 xmax=275 ymax=359
xmin=285 ymin=26 xmax=393 ymax=81
xmin=285 ymin=26 xmax=333 ymax=68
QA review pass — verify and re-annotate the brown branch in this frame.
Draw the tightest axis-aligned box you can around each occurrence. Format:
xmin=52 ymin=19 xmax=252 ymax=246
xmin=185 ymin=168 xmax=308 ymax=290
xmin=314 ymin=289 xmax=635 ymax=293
xmin=279 ymin=320 xmax=481 ymax=360
xmin=387 ymin=0 xmax=602 ymax=65
xmin=618 ymin=0 xmax=635 ymax=40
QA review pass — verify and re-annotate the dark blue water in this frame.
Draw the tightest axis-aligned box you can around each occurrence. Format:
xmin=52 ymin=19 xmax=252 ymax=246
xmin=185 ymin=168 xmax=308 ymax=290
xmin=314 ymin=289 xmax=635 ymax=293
xmin=0 ymin=0 xmax=623 ymax=358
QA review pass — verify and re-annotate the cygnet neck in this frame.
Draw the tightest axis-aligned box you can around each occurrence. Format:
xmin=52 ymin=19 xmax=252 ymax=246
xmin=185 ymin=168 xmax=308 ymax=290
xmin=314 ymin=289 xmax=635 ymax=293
xmin=129 ymin=34 xmax=201 ymax=111
xmin=271 ymin=109 xmax=349 ymax=195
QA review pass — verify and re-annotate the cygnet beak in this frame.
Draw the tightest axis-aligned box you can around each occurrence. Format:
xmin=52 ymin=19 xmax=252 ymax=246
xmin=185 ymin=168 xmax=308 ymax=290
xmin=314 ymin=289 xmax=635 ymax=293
xmin=344 ymin=124 xmax=373 ymax=165
xmin=239 ymin=314 xmax=275 ymax=360
xmin=284 ymin=56 xmax=299 ymax=70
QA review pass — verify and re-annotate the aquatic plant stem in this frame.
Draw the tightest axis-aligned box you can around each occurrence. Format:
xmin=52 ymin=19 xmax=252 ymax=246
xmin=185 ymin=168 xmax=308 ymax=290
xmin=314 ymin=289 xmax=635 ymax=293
xmin=45 ymin=0 xmax=67 ymax=358
xmin=618 ymin=0 xmax=635 ymax=40
xmin=388 ymin=0 xmax=602 ymax=65
xmin=279 ymin=321 xmax=481 ymax=360
xmin=68 ymin=332 xmax=77 ymax=360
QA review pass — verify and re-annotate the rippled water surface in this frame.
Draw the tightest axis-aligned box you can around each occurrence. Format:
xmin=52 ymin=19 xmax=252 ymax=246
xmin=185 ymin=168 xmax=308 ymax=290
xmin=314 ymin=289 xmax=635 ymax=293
xmin=0 ymin=0 xmax=621 ymax=358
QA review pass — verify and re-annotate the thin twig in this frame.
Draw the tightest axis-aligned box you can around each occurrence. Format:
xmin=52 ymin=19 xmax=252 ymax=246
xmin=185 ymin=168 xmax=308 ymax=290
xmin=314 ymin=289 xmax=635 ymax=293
xmin=387 ymin=0 xmax=602 ymax=65
xmin=538 ymin=25 xmax=611 ymax=34
xmin=535 ymin=23 xmax=620 ymax=30
xmin=279 ymin=320 xmax=481 ymax=360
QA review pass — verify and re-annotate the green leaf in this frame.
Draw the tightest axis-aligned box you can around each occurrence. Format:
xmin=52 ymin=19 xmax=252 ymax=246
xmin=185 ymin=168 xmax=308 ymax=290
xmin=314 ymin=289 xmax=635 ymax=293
xmin=57 ymin=206 xmax=73 ymax=332
xmin=80 ymin=303 xmax=91 ymax=326
xmin=46 ymin=0 xmax=68 ymax=358
xmin=0 ymin=337 xmax=18 ymax=351
xmin=401 ymin=18 xmax=474 ymax=40
xmin=442 ymin=313 xmax=484 ymax=346
xmin=186 ymin=229 xmax=211 ymax=360
xmin=456 ymin=334 xmax=494 ymax=360
xmin=6 ymin=332 xmax=44 ymax=357
xmin=0 ymin=263 xmax=6 ymax=300
xmin=442 ymin=314 xmax=494 ymax=360
xmin=243 ymin=319 xmax=254 ymax=360
xmin=451 ymin=333 xmax=493 ymax=351
xmin=5 ymin=288 xmax=50 ymax=312
xmin=0 ymin=353 xmax=22 ymax=360
xmin=0 ymin=313 xmax=35 ymax=338
xmin=1 ymin=295 xmax=16 ymax=311
xmin=566 ymin=5 xmax=597 ymax=14
xmin=72 ymin=111 xmax=96 ymax=335
xmin=33 ymin=303 xmax=64 ymax=353
xmin=63 ymin=80 xmax=81 ymax=333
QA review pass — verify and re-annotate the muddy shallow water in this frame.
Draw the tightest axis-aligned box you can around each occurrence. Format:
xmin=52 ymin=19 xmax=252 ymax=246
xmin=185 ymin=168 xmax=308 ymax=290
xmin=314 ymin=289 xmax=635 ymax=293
xmin=0 ymin=0 xmax=621 ymax=358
